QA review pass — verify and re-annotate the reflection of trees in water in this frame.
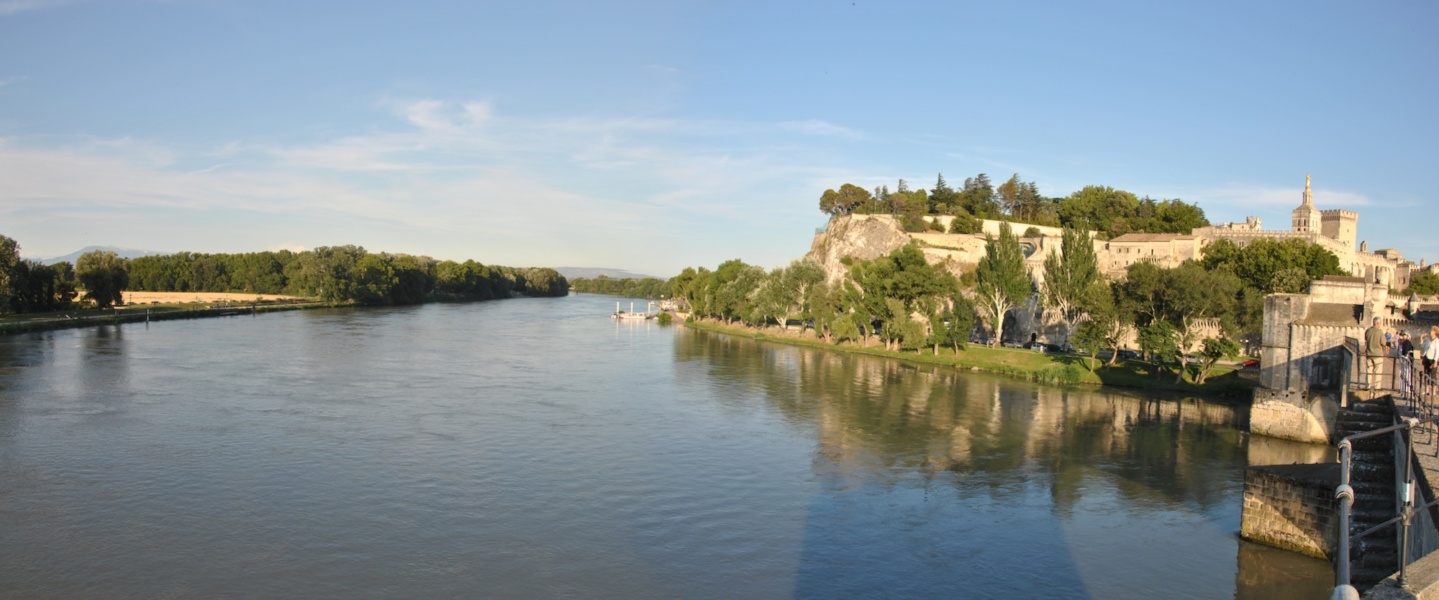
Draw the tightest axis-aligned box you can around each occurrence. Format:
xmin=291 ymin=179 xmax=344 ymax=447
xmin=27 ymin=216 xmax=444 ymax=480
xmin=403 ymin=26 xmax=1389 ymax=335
xmin=675 ymin=329 xmax=1247 ymax=510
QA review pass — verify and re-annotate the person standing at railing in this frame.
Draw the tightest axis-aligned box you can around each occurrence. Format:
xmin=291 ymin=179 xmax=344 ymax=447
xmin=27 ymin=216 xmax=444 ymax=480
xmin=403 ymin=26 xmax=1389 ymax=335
xmin=1397 ymin=331 xmax=1415 ymax=395
xmin=1365 ymin=317 xmax=1387 ymax=390
xmin=1425 ymin=327 xmax=1439 ymax=378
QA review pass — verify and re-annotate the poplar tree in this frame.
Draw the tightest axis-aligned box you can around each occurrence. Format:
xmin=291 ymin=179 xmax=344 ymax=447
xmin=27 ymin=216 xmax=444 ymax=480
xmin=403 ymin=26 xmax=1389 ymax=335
xmin=975 ymin=222 xmax=1032 ymax=346
xmin=1041 ymin=228 xmax=1102 ymax=343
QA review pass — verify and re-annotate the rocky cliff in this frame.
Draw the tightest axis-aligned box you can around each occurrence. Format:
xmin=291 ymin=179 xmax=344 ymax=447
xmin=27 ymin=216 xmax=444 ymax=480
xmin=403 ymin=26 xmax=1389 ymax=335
xmin=804 ymin=213 xmax=1066 ymax=344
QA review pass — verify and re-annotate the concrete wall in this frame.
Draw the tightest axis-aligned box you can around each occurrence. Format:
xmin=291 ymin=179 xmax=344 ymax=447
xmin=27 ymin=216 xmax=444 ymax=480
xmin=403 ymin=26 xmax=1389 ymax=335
xmin=1241 ymin=463 xmax=1340 ymax=559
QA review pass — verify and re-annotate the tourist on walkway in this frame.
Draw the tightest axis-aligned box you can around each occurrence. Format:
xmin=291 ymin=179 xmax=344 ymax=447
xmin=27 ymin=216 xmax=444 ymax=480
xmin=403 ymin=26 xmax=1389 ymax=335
xmin=1426 ymin=327 xmax=1439 ymax=377
xmin=1365 ymin=317 xmax=1386 ymax=390
xmin=1397 ymin=331 xmax=1415 ymax=395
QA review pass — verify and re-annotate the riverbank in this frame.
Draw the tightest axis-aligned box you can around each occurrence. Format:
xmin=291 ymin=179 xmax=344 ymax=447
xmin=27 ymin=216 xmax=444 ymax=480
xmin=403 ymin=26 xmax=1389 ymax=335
xmin=683 ymin=318 xmax=1258 ymax=398
xmin=0 ymin=299 xmax=331 ymax=335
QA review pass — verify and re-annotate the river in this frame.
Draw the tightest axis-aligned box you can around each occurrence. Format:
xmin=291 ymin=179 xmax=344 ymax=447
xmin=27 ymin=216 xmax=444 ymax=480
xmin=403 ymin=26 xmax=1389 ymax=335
xmin=0 ymin=294 xmax=1333 ymax=599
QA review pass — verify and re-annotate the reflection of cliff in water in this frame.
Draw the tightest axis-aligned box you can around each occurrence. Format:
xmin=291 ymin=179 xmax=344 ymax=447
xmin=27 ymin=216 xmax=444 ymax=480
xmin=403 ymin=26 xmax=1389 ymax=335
xmin=674 ymin=329 xmax=1251 ymax=514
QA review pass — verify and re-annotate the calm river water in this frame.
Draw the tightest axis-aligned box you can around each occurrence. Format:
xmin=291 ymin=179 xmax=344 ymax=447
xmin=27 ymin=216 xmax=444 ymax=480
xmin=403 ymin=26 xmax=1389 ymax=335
xmin=0 ymin=294 xmax=1334 ymax=599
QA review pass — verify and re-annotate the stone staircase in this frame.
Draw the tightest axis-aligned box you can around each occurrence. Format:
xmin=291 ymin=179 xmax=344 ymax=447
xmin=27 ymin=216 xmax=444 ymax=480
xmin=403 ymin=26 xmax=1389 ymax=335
xmin=1336 ymin=397 xmax=1399 ymax=591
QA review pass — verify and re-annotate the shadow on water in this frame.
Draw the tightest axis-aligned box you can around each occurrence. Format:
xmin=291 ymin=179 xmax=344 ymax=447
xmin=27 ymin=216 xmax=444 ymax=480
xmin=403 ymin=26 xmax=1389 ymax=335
xmin=675 ymin=330 xmax=1333 ymax=599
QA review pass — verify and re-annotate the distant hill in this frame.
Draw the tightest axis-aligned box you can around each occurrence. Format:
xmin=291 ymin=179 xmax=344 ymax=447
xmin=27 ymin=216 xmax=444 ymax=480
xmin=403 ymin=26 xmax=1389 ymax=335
xmin=554 ymin=267 xmax=663 ymax=280
xmin=40 ymin=246 xmax=163 ymax=265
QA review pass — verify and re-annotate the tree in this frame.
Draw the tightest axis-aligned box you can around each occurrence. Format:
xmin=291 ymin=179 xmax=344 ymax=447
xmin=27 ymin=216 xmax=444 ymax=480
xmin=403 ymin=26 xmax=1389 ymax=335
xmin=0 ymin=234 xmax=18 ymax=311
xmin=849 ymin=245 xmax=958 ymax=351
xmin=929 ymin=290 xmax=975 ymax=354
xmin=1074 ymin=282 xmax=1133 ymax=366
xmin=1162 ymin=262 xmax=1240 ymax=375
xmin=1200 ymin=238 xmax=1344 ymax=293
xmin=1138 ymin=320 xmax=1179 ymax=379
xmin=1194 ymin=336 xmax=1240 ymax=384
xmin=959 ymin=174 xmax=999 ymax=219
xmin=1409 ymin=271 xmax=1439 ymax=296
xmin=1042 ymin=228 xmax=1102 ymax=344
xmin=285 ymin=245 xmax=366 ymax=302
xmin=819 ymin=183 xmax=873 ymax=216
xmin=974 ymin=222 xmax=1032 ymax=346
xmin=352 ymin=253 xmax=397 ymax=305
xmin=949 ymin=212 xmax=980 ymax=234
xmin=930 ymin=173 xmax=959 ymax=214
xmin=76 ymin=250 xmax=130 ymax=310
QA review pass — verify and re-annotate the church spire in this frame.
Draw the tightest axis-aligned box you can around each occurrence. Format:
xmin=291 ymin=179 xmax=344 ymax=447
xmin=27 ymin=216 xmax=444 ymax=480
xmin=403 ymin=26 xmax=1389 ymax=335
xmin=1292 ymin=173 xmax=1320 ymax=233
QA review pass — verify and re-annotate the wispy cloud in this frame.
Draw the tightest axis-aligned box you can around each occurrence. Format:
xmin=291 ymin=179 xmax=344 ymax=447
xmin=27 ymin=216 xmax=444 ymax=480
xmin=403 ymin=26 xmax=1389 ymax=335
xmin=1186 ymin=184 xmax=1378 ymax=210
xmin=779 ymin=119 xmax=861 ymax=139
xmin=0 ymin=99 xmax=860 ymax=270
xmin=0 ymin=0 xmax=77 ymax=16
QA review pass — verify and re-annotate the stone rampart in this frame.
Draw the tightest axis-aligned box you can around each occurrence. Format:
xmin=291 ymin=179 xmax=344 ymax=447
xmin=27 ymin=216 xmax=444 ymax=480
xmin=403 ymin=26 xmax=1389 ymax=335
xmin=1240 ymin=463 xmax=1340 ymax=559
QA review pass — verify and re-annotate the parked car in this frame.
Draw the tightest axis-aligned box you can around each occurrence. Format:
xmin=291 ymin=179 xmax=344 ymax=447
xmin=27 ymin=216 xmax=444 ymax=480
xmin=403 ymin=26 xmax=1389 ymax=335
xmin=1240 ymin=358 xmax=1261 ymax=368
xmin=1117 ymin=349 xmax=1141 ymax=360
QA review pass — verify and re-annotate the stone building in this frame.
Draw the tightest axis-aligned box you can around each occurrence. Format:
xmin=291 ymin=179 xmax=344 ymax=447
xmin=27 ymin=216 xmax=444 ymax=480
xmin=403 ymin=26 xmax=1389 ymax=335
xmin=1251 ymin=275 xmax=1436 ymax=443
xmin=1096 ymin=175 xmax=1417 ymax=289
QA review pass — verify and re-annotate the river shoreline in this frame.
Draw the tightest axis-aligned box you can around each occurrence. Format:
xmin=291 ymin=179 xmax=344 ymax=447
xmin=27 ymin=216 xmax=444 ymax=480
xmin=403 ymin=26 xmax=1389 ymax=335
xmin=0 ymin=301 xmax=331 ymax=335
xmin=681 ymin=317 xmax=1258 ymax=399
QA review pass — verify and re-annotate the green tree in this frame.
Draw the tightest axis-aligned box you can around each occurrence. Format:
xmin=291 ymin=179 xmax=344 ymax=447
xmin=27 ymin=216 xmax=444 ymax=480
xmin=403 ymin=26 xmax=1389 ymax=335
xmin=1138 ymin=320 xmax=1179 ymax=379
xmin=1041 ymin=228 xmax=1102 ymax=344
xmin=76 ymin=250 xmax=130 ymax=310
xmin=1200 ymin=238 xmax=1343 ymax=293
xmin=1408 ymin=271 xmax=1439 ymax=295
xmin=1194 ymin=336 xmax=1240 ymax=384
xmin=352 ymin=253 xmax=397 ymax=305
xmin=930 ymin=173 xmax=959 ymax=214
xmin=949 ymin=212 xmax=980 ymax=234
xmin=929 ymin=290 xmax=975 ymax=354
xmin=959 ymin=174 xmax=1000 ymax=219
xmin=819 ymin=183 xmax=873 ymax=216
xmin=0 ymin=234 xmax=18 ymax=311
xmin=974 ymin=222 xmax=1032 ymax=346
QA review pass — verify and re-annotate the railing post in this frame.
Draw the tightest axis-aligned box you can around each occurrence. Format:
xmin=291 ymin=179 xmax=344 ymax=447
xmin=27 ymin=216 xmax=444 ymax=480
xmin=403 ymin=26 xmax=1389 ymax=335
xmin=1336 ymin=438 xmax=1354 ymax=590
xmin=1399 ymin=418 xmax=1418 ymax=589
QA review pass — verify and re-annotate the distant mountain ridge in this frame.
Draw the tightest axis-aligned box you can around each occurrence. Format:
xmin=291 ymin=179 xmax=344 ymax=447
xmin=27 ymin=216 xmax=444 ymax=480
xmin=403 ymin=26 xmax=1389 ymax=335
xmin=40 ymin=246 xmax=163 ymax=265
xmin=554 ymin=267 xmax=662 ymax=280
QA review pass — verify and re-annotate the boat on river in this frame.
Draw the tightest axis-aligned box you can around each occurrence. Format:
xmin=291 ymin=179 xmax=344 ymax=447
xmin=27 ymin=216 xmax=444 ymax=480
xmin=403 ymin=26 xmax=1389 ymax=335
xmin=611 ymin=301 xmax=653 ymax=320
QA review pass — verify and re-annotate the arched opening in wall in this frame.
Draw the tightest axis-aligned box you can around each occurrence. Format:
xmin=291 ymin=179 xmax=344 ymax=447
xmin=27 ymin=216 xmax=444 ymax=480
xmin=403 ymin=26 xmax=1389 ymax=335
xmin=1002 ymin=312 xmax=1018 ymax=344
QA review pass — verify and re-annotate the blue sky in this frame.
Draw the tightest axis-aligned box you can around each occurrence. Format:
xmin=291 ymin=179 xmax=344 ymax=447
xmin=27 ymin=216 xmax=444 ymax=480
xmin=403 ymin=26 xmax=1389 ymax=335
xmin=1 ymin=0 xmax=1435 ymax=277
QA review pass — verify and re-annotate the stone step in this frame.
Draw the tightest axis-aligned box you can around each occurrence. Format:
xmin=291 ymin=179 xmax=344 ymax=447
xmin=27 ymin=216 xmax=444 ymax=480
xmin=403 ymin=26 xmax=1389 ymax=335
xmin=1337 ymin=419 xmax=1394 ymax=432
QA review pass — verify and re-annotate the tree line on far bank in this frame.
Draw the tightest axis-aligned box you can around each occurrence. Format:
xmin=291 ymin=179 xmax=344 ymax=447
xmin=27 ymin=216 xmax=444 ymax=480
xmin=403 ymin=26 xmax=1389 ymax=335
xmin=0 ymin=234 xmax=569 ymax=314
xmin=569 ymin=276 xmax=671 ymax=299
xmin=591 ymin=227 xmax=1350 ymax=385
xmin=820 ymin=173 xmax=1210 ymax=239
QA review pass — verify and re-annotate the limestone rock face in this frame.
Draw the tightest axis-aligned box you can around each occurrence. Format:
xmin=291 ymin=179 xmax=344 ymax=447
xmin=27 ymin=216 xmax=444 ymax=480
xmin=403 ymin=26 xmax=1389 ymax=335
xmin=806 ymin=215 xmax=912 ymax=284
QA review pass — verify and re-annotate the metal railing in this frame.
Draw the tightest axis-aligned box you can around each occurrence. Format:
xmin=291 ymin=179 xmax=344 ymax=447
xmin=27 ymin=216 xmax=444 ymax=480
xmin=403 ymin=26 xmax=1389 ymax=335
xmin=1347 ymin=336 xmax=1439 ymax=416
xmin=1334 ymin=416 xmax=1439 ymax=594
xmin=1334 ymin=338 xmax=1439 ymax=596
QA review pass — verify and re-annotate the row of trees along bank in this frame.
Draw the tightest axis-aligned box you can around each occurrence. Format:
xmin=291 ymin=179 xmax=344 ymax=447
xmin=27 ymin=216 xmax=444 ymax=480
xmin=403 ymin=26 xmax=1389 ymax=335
xmin=820 ymin=174 xmax=1210 ymax=238
xmin=126 ymin=246 xmax=568 ymax=304
xmin=0 ymin=235 xmax=569 ymax=314
xmin=646 ymin=220 xmax=1349 ymax=385
xmin=0 ymin=235 xmax=129 ymax=313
